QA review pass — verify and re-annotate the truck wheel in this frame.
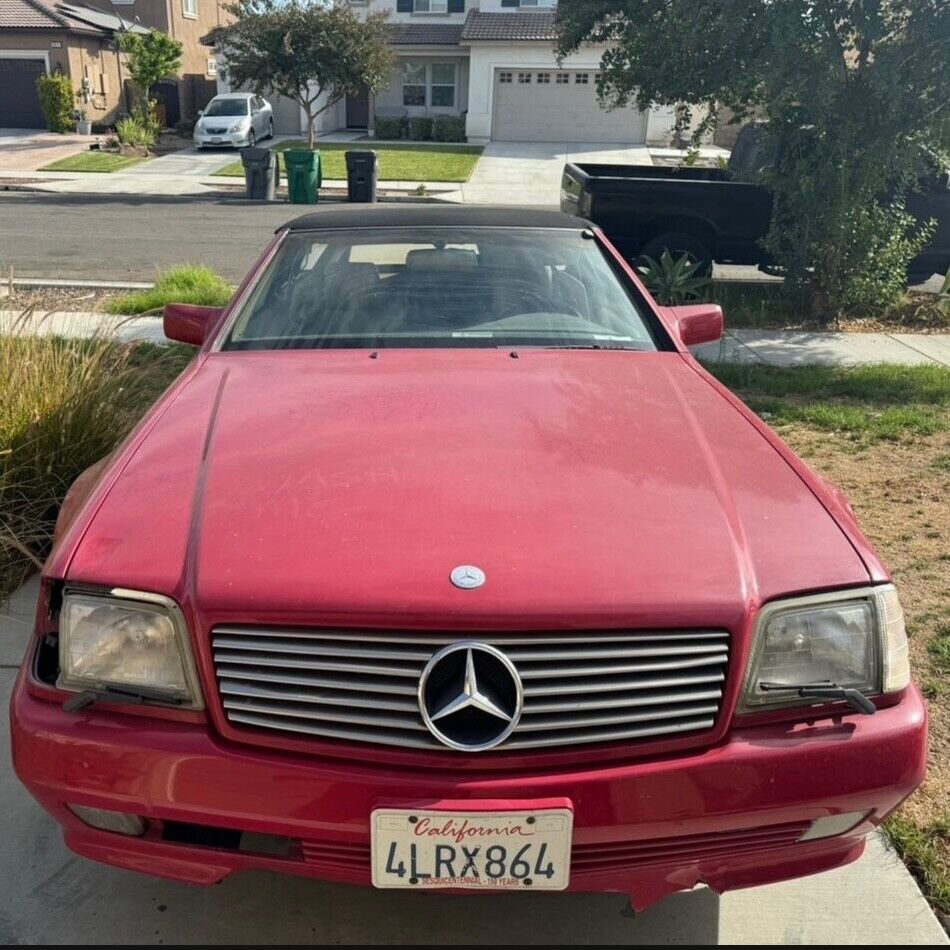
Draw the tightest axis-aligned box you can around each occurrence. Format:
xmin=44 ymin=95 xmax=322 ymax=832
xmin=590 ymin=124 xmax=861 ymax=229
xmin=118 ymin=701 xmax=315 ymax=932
xmin=636 ymin=233 xmax=713 ymax=278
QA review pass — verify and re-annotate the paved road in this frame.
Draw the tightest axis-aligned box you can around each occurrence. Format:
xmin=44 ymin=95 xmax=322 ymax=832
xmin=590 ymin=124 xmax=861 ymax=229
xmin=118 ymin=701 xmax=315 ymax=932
xmin=0 ymin=577 xmax=945 ymax=944
xmin=0 ymin=192 xmax=302 ymax=282
xmin=1 ymin=193 xmax=947 ymax=290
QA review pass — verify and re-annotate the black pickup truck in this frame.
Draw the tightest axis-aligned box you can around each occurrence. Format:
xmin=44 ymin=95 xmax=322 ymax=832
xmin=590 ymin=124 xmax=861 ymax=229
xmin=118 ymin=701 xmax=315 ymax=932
xmin=561 ymin=126 xmax=950 ymax=282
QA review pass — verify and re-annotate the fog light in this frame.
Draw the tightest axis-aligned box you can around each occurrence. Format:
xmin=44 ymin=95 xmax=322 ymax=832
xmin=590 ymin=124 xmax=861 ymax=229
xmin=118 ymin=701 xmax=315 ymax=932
xmin=68 ymin=804 xmax=145 ymax=836
xmin=798 ymin=811 xmax=869 ymax=841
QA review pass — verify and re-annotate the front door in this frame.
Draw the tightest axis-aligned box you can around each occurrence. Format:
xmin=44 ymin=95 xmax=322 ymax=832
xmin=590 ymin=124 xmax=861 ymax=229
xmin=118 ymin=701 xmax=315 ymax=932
xmin=346 ymin=88 xmax=369 ymax=129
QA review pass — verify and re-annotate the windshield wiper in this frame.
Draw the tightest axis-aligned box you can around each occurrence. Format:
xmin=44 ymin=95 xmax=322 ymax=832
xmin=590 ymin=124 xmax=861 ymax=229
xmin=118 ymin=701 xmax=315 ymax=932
xmin=63 ymin=684 xmax=186 ymax=713
xmin=759 ymin=681 xmax=876 ymax=715
xmin=542 ymin=343 xmax=641 ymax=351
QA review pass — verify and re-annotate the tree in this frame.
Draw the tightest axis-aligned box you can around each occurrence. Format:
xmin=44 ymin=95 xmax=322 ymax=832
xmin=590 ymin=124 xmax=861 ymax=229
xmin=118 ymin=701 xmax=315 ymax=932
xmin=117 ymin=29 xmax=183 ymax=106
xmin=556 ymin=1 xmax=950 ymax=318
xmin=218 ymin=0 xmax=394 ymax=149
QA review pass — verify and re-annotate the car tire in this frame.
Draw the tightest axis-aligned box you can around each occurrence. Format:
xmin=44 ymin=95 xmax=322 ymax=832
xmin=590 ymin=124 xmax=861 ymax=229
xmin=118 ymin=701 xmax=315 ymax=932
xmin=267 ymin=120 xmax=274 ymax=140
xmin=636 ymin=232 xmax=714 ymax=278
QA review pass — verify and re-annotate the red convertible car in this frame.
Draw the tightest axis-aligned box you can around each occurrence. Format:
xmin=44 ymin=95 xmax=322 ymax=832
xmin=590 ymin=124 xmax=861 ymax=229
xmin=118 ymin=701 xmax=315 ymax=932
xmin=11 ymin=206 xmax=925 ymax=910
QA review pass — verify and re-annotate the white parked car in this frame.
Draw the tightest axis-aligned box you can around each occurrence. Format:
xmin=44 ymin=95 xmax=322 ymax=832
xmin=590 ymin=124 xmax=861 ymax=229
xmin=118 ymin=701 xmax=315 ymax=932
xmin=193 ymin=92 xmax=274 ymax=149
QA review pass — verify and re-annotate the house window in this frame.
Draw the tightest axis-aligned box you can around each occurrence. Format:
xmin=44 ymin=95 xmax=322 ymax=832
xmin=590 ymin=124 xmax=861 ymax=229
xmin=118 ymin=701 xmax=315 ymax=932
xmin=537 ymin=72 xmax=550 ymax=84
xmin=520 ymin=0 xmax=556 ymax=6
xmin=575 ymin=72 xmax=589 ymax=84
xmin=555 ymin=72 xmax=569 ymax=84
xmin=431 ymin=63 xmax=456 ymax=107
xmin=206 ymin=57 xmax=217 ymax=77
xmin=182 ymin=0 xmax=197 ymax=18
xmin=498 ymin=71 xmax=513 ymax=84
xmin=402 ymin=63 xmax=427 ymax=106
xmin=517 ymin=72 xmax=531 ymax=84
xmin=413 ymin=0 xmax=447 ymax=11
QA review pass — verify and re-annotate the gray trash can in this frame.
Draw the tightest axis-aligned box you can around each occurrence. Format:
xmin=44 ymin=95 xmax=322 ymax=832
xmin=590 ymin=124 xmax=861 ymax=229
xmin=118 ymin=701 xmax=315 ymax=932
xmin=241 ymin=146 xmax=278 ymax=200
xmin=345 ymin=150 xmax=378 ymax=203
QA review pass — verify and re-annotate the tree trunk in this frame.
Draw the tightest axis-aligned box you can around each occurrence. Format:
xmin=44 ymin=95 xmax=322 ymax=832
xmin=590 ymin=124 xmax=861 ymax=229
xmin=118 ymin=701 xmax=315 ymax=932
xmin=306 ymin=110 xmax=316 ymax=150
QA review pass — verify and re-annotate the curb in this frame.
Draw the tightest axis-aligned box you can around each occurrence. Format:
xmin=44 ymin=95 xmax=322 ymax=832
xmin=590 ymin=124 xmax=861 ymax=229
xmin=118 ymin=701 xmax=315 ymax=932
xmin=4 ymin=277 xmax=153 ymax=291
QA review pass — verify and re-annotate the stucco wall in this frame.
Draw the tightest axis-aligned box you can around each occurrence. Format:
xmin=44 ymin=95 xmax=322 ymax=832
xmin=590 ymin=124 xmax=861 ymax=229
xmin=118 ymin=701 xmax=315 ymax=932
xmin=349 ymin=0 xmax=470 ymax=24
xmin=67 ymin=35 xmax=127 ymax=124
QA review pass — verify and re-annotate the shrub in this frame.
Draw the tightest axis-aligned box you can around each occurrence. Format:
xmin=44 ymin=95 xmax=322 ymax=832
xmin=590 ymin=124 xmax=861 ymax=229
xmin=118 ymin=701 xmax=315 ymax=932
xmin=432 ymin=115 xmax=466 ymax=142
xmin=374 ymin=115 xmax=405 ymax=140
xmin=0 ymin=325 xmax=191 ymax=599
xmin=106 ymin=265 xmax=233 ymax=315
xmin=636 ymin=250 xmax=709 ymax=305
xmin=408 ymin=116 xmax=433 ymax=141
xmin=35 ymin=74 xmax=74 ymax=133
xmin=115 ymin=113 xmax=156 ymax=150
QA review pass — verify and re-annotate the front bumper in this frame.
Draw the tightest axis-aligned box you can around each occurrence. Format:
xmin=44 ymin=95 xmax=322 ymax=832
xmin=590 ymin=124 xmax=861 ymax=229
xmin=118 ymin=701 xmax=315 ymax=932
xmin=193 ymin=130 xmax=251 ymax=148
xmin=10 ymin=674 xmax=927 ymax=910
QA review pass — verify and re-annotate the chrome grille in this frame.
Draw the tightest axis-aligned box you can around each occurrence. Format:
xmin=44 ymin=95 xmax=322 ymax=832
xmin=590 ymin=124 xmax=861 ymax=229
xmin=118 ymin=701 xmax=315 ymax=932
xmin=212 ymin=627 xmax=729 ymax=751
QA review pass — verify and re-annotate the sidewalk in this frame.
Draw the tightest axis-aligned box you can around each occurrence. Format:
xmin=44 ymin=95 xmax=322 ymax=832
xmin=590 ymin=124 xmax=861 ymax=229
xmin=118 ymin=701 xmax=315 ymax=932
xmin=0 ymin=574 xmax=946 ymax=944
xmin=693 ymin=329 xmax=950 ymax=367
xmin=2 ymin=309 xmax=948 ymax=366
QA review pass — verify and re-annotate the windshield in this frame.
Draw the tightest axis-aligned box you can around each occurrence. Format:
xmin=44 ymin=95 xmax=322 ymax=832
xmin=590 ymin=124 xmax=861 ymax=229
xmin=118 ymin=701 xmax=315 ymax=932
xmin=225 ymin=228 xmax=665 ymax=351
xmin=203 ymin=98 xmax=249 ymax=117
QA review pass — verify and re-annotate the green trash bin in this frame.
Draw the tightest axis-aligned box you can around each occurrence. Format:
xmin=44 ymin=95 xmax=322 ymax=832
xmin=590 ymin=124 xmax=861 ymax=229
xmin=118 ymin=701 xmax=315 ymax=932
xmin=283 ymin=148 xmax=321 ymax=204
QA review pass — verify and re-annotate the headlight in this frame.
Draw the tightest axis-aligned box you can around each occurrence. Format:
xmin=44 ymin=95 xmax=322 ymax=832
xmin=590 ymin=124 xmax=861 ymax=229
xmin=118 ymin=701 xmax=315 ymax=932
xmin=229 ymin=120 xmax=249 ymax=133
xmin=741 ymin=585 xmax=910 ymax=711
xmin=58 ymin=590 xmax=203 ymax=708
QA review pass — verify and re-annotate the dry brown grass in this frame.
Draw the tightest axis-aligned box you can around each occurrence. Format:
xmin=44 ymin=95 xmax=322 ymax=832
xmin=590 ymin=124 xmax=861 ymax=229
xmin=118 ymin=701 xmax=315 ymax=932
xmin=780 ymin=424 xmax=950 ymax=913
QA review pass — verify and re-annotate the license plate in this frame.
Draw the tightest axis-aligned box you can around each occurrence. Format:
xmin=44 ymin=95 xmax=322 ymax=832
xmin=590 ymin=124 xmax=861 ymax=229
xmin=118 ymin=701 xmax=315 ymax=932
xmin=371 ymin=808 xmax=573 ymax=890
xmin=210 ymin=137 xmax=223 ymax=143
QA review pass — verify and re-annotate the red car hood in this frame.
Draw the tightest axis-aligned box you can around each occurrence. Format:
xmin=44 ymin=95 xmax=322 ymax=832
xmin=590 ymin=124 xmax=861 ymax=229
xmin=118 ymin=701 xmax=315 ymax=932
xmin=66 ymin=349 xmax=868 ymax=629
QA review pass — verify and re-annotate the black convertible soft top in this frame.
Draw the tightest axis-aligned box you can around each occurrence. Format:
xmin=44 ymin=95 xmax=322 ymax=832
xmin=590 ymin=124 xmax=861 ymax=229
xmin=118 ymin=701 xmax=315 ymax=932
xmin=279 ymin=204 xmax=591 ymax=233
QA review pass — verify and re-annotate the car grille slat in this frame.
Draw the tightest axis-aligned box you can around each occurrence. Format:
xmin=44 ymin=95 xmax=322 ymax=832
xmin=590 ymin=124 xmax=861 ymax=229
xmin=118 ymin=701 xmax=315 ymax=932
xmin=212 ymin=626 xmax=729 ymax=752
xmin=214 ymin=665 xmax=418 ymax=696
xmin=219 ymin=681 xmax=417 ymax=713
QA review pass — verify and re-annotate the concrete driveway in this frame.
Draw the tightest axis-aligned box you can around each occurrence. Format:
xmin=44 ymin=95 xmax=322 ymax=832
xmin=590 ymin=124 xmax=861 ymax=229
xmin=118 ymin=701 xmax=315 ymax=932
xmin=459 ymin=141 xmax=653 ymax=205
xmin=0 ymin=128 xmax=96 ymax=172
xmin=1 ymin=577 xmax=945 ymax=944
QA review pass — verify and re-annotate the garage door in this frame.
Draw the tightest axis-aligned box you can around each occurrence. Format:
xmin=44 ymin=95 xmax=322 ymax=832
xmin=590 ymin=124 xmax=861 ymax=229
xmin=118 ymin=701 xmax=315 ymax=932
xmin=492 ymin=69 xmax=648 ymax=144
xmin=0 ymin=59 xmax=47 ymax=129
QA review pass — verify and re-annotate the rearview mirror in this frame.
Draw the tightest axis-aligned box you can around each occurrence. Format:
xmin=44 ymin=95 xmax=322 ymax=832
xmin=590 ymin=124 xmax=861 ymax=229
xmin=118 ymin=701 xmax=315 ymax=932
xmin=163 ymin=303 xmax=223 ymax=346
xmin=667 ymin=304 xmax=723 ymax=347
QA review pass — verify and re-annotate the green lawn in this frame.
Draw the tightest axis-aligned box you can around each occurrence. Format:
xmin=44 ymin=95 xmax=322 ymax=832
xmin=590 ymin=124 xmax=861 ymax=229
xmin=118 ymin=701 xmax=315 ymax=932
xmin=214 ymin=140 xmax=483 ymax=182
xmin=707 ymin=362 xmax=950 ymax=441
xmin=40 ymin=151 xmax=147 ymax=173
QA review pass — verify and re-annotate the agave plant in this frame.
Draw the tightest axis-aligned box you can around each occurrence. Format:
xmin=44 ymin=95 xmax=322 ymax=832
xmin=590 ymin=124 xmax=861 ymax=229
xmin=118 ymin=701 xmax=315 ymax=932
xmin=636 ymin=249 xmax=710 ymax=305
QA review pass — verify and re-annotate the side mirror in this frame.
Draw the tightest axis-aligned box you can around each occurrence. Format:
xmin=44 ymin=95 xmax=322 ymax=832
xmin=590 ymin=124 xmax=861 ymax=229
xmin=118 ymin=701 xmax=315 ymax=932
xmin=197 ymin=109 xmax=204 ymax=117
xmin=163 ymin=303 xmax=223 ymax=346
xmin=668 ymin=303 xmax=723 ymax=346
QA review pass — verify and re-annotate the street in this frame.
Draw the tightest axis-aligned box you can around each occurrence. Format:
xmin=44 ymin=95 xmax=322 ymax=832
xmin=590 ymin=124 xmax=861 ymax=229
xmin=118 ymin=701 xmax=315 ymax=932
xmin=0 ymin=193 xmax=303 ymax=282
xmin=0 ymin=193 xmax=945 ymax=291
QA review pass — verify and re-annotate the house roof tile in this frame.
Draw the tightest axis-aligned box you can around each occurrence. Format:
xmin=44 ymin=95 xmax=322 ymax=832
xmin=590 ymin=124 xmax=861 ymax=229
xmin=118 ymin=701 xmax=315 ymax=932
xmin=0 ymin=0 xmax=135 ymax=33
xmin=460 ymin=10 xmax=558 ymax=42
xmin=386 ymin=22 xmax=464 ymax=46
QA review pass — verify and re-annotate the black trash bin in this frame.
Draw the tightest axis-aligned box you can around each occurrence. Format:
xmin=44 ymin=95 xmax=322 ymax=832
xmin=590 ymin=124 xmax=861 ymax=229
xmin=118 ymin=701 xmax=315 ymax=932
xmin=345 ymin=150 xmax=378 ymax=203
xmin=240 ymin=146 xmax=279 ymax=200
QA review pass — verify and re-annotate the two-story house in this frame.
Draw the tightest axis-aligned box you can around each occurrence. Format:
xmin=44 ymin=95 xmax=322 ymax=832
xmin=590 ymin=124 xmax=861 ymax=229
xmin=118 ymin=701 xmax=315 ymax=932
xmin=212 ymin=0 xmax=676 ymax=145
xmin=0 ymin=0 xmax=230 ymax=129
xmin=350 ymin=0 xmax=674 ymax=145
